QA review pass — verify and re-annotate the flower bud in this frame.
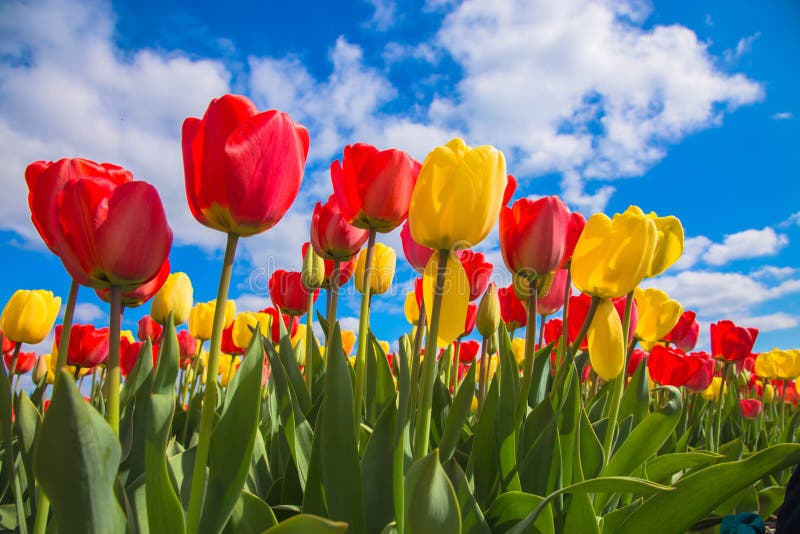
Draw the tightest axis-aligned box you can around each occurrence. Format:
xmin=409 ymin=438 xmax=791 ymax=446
xmin=150 ymin=272 xmax=193 ymax=325
xmin=32 ymin=354 xmax=49 ymax=383
xmin=487 ymin=332 xmax=498 ymax=355
xmin=302 ymin=245 xmax=326 ymax=290
xmin=355 ymin=242 xmax=396 ymax=295
xmin=477 ymin=283 xmax=501 ymax=337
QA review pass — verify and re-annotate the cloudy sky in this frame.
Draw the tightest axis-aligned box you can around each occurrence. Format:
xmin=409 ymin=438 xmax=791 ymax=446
xmin=1 ymin=0 xmax=798 ymax=356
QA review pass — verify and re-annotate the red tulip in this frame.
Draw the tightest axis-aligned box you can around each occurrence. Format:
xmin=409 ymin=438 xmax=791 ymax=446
xmin=400 ymin=221 xmax=435 ymax=274
xmin=414 ymin=278 xmax=424 ymax=308
xmin=563 ymin=212 xmax=586 ymax=265
xmin=182 ymin=94 xmax=309 ymax=236
xmin=543 ymin=318 xmax=563 ymax=347
xmin=710 ymin=320 xmax=758 ymax=362
xmin=1 ymin=332 xmax=15 ymax=354
xmin=56 ymin=324 xmax=110 ymax=368
xmin=537 ymin=268 xmax=570 ymax=316
xmin=462 ymin=303 xmax=477 ymax=338
xmin=627 ymin=348 xmax=647 ymax=377
xmin=54 ymin=178 xmax=172 ymax=291
xmin=568 ymin=293 xmax=637 ymax=349
xmin=499 ymin=196 xmax=573 ymax=278
xmin=301 ymin=242 xmax=354 ymax=288
xmin=739 ymin=399 xmax=762 ymax=420
xmin=311 ymin=195 xmax=369 ymax=262
xmin=269 ymin=270 xmax=319 ymax=316
xmin=26 ymin=158 xmax=132 ymax=254
xmin=665 ymin=310 xmax=700 ymax=352
xmin=261 ymin=307 xmax=299 ymax=344
xmin=648 ymin=345 xmax=702 ymax=388
xmin=221 ymin=323 xmax=244 ymax=355
xmin=96 ymin=259 xmax=170 ymax=307
xmin=458 ymin=250 xmax=493 ymax=301
xmin=120 ymin=338 xmax=152 ymax=377
xmin=498 ymin=284 xmax=527 ymax=331
xmin=4 ymin=351 xmax=36 ymax=374
xmin=177 ymin=330 xmax=198 ymax=369
xmin=331 ymin=143 xmax=420 ymax=232
xmin=503 ymin=175 xmax=517 ymax=206
xmin=457 ymin=340 xmax=480 ymax=363
xmin=138 ymin=316 xmax=163 ymax=343
xmin=685 ymin=351 xmax=715 ymax=392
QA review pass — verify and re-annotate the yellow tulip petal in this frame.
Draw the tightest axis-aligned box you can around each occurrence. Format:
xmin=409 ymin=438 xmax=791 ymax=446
xmin=587 ymin=298 xmax=624 ymax=381
xmin=424 ymin=251 xmax=469 ymax=348
xmin=647 ymin=214 xmax=684 ymax=277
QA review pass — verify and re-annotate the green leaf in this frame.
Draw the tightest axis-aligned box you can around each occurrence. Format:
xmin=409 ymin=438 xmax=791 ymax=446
xmin=120 ymin=340 xmax=154 ymax=408
xmin=617 ymin=443 xmax=800 ymax=533
xmin=393 ymin=335 xmax=413 ymax=534
xmin=562 ymin=491 xmax=600 ymax=534
xmin=223 ymin=490 xmax=278 ymax=534
xmin=320 ymin=325 xmax=366 ymax=533
xmin=617 ymin=355 xmax=649 ymax=427
xmin=557 ymin=364 xmax=581 ymax=488
xmin=497 ymin=329 xmax=521 ymax=493
xmin=144 ymin=319 xmax=185 ymax=534
xmin=439 ymin=363 xmax=476 ymax=462
xmin=361 ymin=397 xmax=398 ymax=534
xmin=484 ymin=492 xmax=554 ymax=534
xmin=404 ymin=450 xmax=461 ymax=534
xmin=757 ymin=485 xmax=785 ymax=518
xmin=578 ymin=408 xmax=603 ymax=480
xmin=468 ymin=376 xmax=500 ymax=508
xmin=518 ymin=396 xmax=559 ymax=496
xmin=200 ymin=329 xmax=266 ymax=533
xmin=0 ymin=503 xmax=18 ymax=530
xmin=263 ymin=514 xmax=347 ymax=533
xmin=599 ymin=498 xmax=641 ymax=533
xmin=14 ymin=390 xmax=40 ymax=508
xmin=644 ymin=452 xmax=722 ymax=484
xmin=370 ymin=335 xmax=396 ymax=424
xmin=443 ymin=459 xmax=491 ymax=534
xmin=34 ymin=370 xmax=125 ymax=533
xmin=278 ymin=329 xmax=312 ymax=415
xmin=530 ymin=343 xmax=553 ymax=409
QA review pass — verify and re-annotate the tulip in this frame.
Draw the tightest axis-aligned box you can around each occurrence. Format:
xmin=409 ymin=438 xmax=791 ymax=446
xmin=664 ymin=310 xmax=699 ymax=352
xmin=354 ymin=243 xmax=396 ymax=295
xmin=503 ymin=175 xmax=516 ymax=205
xmin=710 ymin=320 xmax=758 ymax=362
xmin=633 ymin=287 xmax=683 ymax=348
xmin=537 ymin=268 xmax=570 ymax=317
xmin=404 ymin=291 xmax=420 ymax=325
xmin=498 ymin=284 xmax=527 ymax=331
xmin=218 ymin=354 xmax=239 ymax=387
xmin=341 ymin=330 xmax=357 ymax=356
xmin=311 ymin=195 xmax=369 ymax=262
xmin=189 ymin=300 xmax=236 ymax=342
xmin=571 ymin=206 xmax=658 ymax=299
xmin=627 ymin=348 xmax=648 ymax=377
xmin=755 ymin=348 xmax=800 ymax=380
xmin=331 ymin=143 xmax=420 ymax=232
xmin=302 ymin=245 xmax=326 ymax=290
xmin=457 ymin=340 xmax=480 ymax=363
xmin=220 ymin=323 xmax=243 ymax=355
xmin=499 ymin=196 xmax=573 ymax=278
xmin=269 ymin=270 xmax=318 ymax=316
xmin=543 ymin=318 xmax=563 ymax=348
xmin=232 ymin=312 xmax=271 ymax=351
xmin=563 ymin=212 xmax=587 ymax=265
xmin=261 ymin=307 xmax=299 ymax=344
xmin=568 ymin=293 xmax=637 ymax=349
xmin=32 ymin=354 xmax=49 ymax=383
xmin=1 ymin=289 xmax=61 ymax=345
xmin=476 ymin=283 xmax=501 ymax=337
xmin=1 ymin=333 xmax=14 ymax=354
xmin=96 ymin=259 xmax=171 ymax=308
xmin=177 ymin=330 xmax=198 ymax=368
xmin=151 ymin=272 xmax=194 ymax=325
xmin=400 ymin=221 xmax=434 ymax=274
xmin=55 ymin=324 xmax=110 ymax=368
xmin=462 ymin=303 xmax=478 ymax=338
xmin=643 ymin=210 xmax=684 ymax=278
xmin=138 ymin=316 xmax=163 ymax=343
xmin=739 ymin=399 xmax=762 ymax=420
xmin=301 ymin=242 xmax=354 ymax=289
xmin=120 ymin=338 xmax=146 ymax=377
xmin=458 ymin=250 xmax=493 ymax=301
xmin=648 ymin=345 xmax=702 ymax=388
xmin=684 ymin=351 xmax=715 ymax=392
xmin=4 ymin=351 xmax=36 ymax=374
xmin=587 ymin=298 xmax=625 ymax=381
xmin=511 ymin=338 xmax=526 ymax=367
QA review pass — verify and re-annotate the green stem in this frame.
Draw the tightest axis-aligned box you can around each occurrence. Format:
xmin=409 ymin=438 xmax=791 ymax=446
xmin=602 ymin=291 xmax=634 ymax=463
xmin=353 ymin=230 xmax=376 ymax=426
xmin=181 ymin=341 xmax=204 ymax=444
xmin=3 ymin=343 xmax=26 ymax=534
xmin=90 ymin=368 xmax=97 ymax=404
xmin=451 ymin=340 xmax=461 ymax=392
xmin=106 ymin=287 xmax=122 ymax=436
xmin=187 ymin=232 xmax=239 ymax=533
xmin=305 ymin=290 xmax=315 ymax=396
xmin=54 ymin=279 xmax=79 ymax=389
xmin=478 ymin=335 xmax=488 ymax=409
xmin=557 ymin=270 xmax=571 ymax=367
xmin=32 ymin=492 xmax=49 ymax=534
xmin=413 ymin=250 xmax=448 ymax=458
xmin=537 ymin=315 xmax=546 ymax=351
xmin=516 ymin=279 xmax=538 ymax=426
xmin=327 ymin=261 xmax=341 ymax=335
xmin=408 ymin=301 xmax=426 ymax=419
xmin=781 ymin=379 xmax=788 ymax=432
xmin=714 ymin=361 xmax=730 ymax=452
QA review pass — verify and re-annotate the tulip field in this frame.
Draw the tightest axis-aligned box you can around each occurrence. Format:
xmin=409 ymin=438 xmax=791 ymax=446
xmin=3 ymin=93 xmax=800 ymax=533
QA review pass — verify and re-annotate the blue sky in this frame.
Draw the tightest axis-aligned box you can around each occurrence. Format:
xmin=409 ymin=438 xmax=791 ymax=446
xmin=1 ymin=0 xmax=798 ymax=359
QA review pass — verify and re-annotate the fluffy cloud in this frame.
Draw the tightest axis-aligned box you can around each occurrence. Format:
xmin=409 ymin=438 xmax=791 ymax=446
xmin=704 ymin=227 xmax=788 ymax=265
xmin=73 ymin=302 xmax=105 ymax=323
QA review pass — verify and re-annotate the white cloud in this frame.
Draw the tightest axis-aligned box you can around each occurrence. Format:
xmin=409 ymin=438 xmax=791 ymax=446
xmin=673 ymin=235 xmax=712 ymax=271
xmin=772 ymin=111 xmax=792 ymax=120
xmin=751 ymin=266 xmax=796 ymax=280
xmin=704 ymin=227 xmax=788 ymax=266
xmin=73 ymin=302 xmax=105 ymax=323
xmin=723 ymin=32 xmax=761 ymax=62
xmin=732 ymin=312 xmax=799 ymax=333
xmin=364 ymin=0 xmax=397 ymax=31
xmin=339 ymin=317 xmax=361 ymax=332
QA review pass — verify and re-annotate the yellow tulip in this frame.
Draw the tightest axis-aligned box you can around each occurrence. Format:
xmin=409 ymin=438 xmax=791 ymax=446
xmin=120 ymin=330 xmax=135 ymax=343
xmin=218 ymin=354 xmax=239 ymax=387
xmin=355 ymin=243 xmax=396 ymax=295
xmin=341 ymin=330 xmax=356 ymax=355
xmin=302 ymin=245 xmax=326 ymax=290
xmin=404 ymin=291 xmax=420 ymax=325
xmin=33 ymin=354 xmax=49 ymax=383
xmin=571 ymin=206 xmax=658 ymax=299
xmin=291 ymin=324 xmax=306 ymax=349
xmin=511 ymin=337 xmax=526 ymax=367
xmin=701 ymin=376 xmax=726 ymax=401
xmin=755 ymin=348 xmax=800 ymax=380
xmin=423 ymin=251 xmax=469 ymax=347
xmin=477 ymin=283 xmax=501 ymax=337
xmin=189 ymin=299 xmax=236 ymax=341
xmin=151 ymin=272 xmax=194 ymax=325
xmin=378 ymin=340 xmax=391 ymax=355
xmin=644 ymin=210 xmax=684 ymax=278
xmin=408 ymin=138 xmax=507 ymax=250
xmin=1 ymin=289 xmax=61 ymax=345
xmin=471 ymin=395 xmax=479 ymax=412
xmin=633 ymin=287 xmax=683 ymax=345
xmin=232 ymin=312 xmax=271 ymax=349
xmin=587 ymin=298 xmax=625 ymax=380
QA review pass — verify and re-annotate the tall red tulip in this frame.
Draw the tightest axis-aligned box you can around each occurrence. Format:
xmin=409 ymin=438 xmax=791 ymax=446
xmin=120 ymin=338 xmax=148 ymax=377
xmin=1 ymin=332 xmax=14 ymax=354
xmin=627 ymin=348 xmax=647 ymax=377
xmin=498 ymin=284 xmax=527 ymax=331
xmin=331 ymin=143 xmax=421 ymax=232
xmin=685 ymin=351 xmax=715 ymax=392
xmin=665 ymin=310 xmax=700 ymax=352
xmin=96 ymin=259 xmax=170 ymax=307
xmin=739 ymin=399 xmax=762 ymax=419
xmin=221 ymin=323 xmax=244 ymax=355
xmin=458 ymin=250 xmax=493 ymax=301
xmin=563 ymin=212 xmax=586 ymax=265
xmin=301 ymin=242 xmax=354 ymax=288
xmin=182 ymin=94 xmax=309 ymax=236
xmin=710 ymin=320 xmax=758 ymax=362
xmin=269 ymin=270 xmax=319 ymax=316
xmin=400 ymin=221 xmax=434 ymax=274
xmin=177 ymin=330 xmax=198 ymax=369
xmin=56 ymin=324 xmax=110 ymax=368
xmin=537 ymin=268 xmax=571 ymax=316
xmin=457 ymin=340 xmax=480 ymax=363
xmin=648 ymin=345 xmax=702 ymax=388
xmin=261 ymin=307 xmax=299 ymax=344
xmin=138 ymin=316 xmax=163 ymax=343
xmin=543 ymin=318 xmax=563 ymax=347
xmin=4 ymin=351 xmax=36 ymax=374
xmin=310 ymin=195 xmax=369 ymax=261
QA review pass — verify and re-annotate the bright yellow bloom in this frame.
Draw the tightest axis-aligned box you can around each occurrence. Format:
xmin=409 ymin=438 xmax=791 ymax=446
xmin=341 ymin=330 xmax=356 ymax=355
xmin=644 ymin=210 xmax=684 ymax=278
xmin=45 ymin=351 xmax=88 ymax=382
xmin=634 ymin=287 xmax=683 ymax=346
xmin=378 ymin=340 xmax=391 ymax=355
xmin=151 ymin=272 xmax=194 ymax=325
xmin=232 ymin=312 xmax=271 ymax=349
xmin=1 ymin=289 xmax=61 ymax=345
xmin=571 ymin=206 xmax=658 ymax=299
xmin=477 ymin=283 xmax=501 ymax=337
xmin=404 ymin=291 xmax=419 ymax=325
xmin=587 ymin=298 xmax=625 ymax=380
xmin=189 ymin=299 xmax=236 ymax=341
xmin=120 ymin=330 xmax=135 ymax=343
xmin=218 ymin=354 xmax=239 ymax=387
xmin=423 ymin=251 xmax=469 ymax=347
xmin=471 ymin=395 xmax=479 ymax=412
xmin=355 ymin=242 xmax=396 ymax=295
xmin=701 ymin=376 xmax=726 ymax=401
xmin=291 ymin=324 xmax=306 ymax=349
xmin=511 ymin=337 xmax=526 ymax=367
xmin=755 ymin=348 xmax=800 ymax=380
xmin=408 ymin=138 xmax=507 ymax=250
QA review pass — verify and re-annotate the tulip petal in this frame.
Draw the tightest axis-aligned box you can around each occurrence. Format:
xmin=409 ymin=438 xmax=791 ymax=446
xmin=424 ymin=251 xmax=469 ymax=348
xmin=587 ymin=298 xmax=625 ymax=381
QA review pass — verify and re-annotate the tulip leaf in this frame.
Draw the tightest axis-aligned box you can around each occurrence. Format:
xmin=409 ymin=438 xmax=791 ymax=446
xmin=579 ymin=408 xmax=604 ymax=481
xmin=617 ymin=354 xmax=649 ymax=427
xmin=367 ymin=334 xmax=395 ymax=425
xmin=120 ymin=342 xmax=155 ymax=486
xmin=518 ymin=395 xmax=559 ymax=496
xmin=617 ymin=444 xmax=800 ymax=533
xmin=223 ymin=490 xmax=278 ymax=534
xmin=404 ymin=450 xmax=461 ymax=534
xmin=439 ymin=362 xmax=476 ymax=462
xmin=443 ymin=459 xmax=491 ymax=534
xmin=562 ymin=491 xmax=600 ymax=534
xmin=320 ymin=325 xmax=366 ymax=533
xmin=199 ymin=329 xmax=265 ymax=533
xmin=301 ymin=412 xmax=325 ymax=516
xmin=556 ymin=363 xmax=581 ymax=488
xmin=144 ymin=320 xmax=185 ymax=534
xmin=644 ymin=452 xmax=723 ymax=484
xmin=497 ymin=327 xmax=521 ymax=493
xmin=468 ymin=376 xmax=501 ymax=508
xmin=484 ymin=492 xmax=554 ymax=534
xmin=392 ymin=335 xmax=413 ymax=534
xmin=599 ymin=498 xmax=642 ymax=533
xmin=263 ymin=513 xmax=348 ymax=533
xmin=14 ymin=390 xmax=40 ymax=507
xmin=757 ymin=485 xmax=785 ymax=518
xmin=33 ymin=371 xmax=126 ymax=533
xmin=361 ymin=397 xmax=397 ymax=534
xmin=278 ymin=331 xmax=312 ymax=415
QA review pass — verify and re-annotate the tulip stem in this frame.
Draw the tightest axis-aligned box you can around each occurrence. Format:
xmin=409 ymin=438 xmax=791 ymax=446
xmin=517 ymin=279 xmax=538 ymax=427
xmin=451 ymin=341 xmax=461 ymax=392
xmin=569 ymin=296 xmax=601 ymax=355
xmin=602 ymin=290 xmax=634 ymax=464
xmin=54 ymin=279 xmax=79 ymax=389
xmin=478 ymin=335 xmax=488 ymax=409
xmin=105 ymin=286 xmax=122 ymax=436
xmin=305 ymin=290 xmax=315 ymax=397
xmin=408 ymin=301 xmax=426 ymax=418
xmin=781 ymin=380 xmax=788 ymax=432
xmin=181 ymin=341 xmax=205 ymax=444
xmin=557 ymin=270 xmax=571 ymax=369
xmin=353 ymin=230 xmax=376 ymax=427
xmin=714 ymin=361 xmax=730 ymax=452
xmin=327 ymin=261 xmax=341 ymax=331
xmin=413 ymin=250 xmax=448 ymax=459
xmin=187 ymin=232 xmax=239 ymax=534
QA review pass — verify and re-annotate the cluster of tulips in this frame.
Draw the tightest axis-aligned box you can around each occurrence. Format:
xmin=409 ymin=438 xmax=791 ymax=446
xmin=2 ymin=92 xmax=799 ymax=534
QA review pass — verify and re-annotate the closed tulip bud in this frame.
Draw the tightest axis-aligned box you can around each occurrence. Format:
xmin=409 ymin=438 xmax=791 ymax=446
xmin=302 ymin=245 xmax=326 ymax=290
xmin=138 ymin=315 xmax=163 ymax=343
xmin=269 ymin=270 xmax=318 ymax=316
xmin=232 ymin=312 xmax=271 ymax=350
xmin=765 ymin=384 xmax=775 ymax=403
xmin=189 ymin=300 xmax=236 ymax=341
xmin=633 ymin=287 xmax=683 ymax=345
xmin=498 ymin=284 xmax=527 ymax=331
xmin=459 ymin=250 xmax=493 ymax=301
xmin=710 ymin=320 xmax=758 ymax=363
xmin=150 ymin=272 xmax=193 ymax=325
xmin=404 ymin=291 xmax=420 ymax=325
xmin=739 ymin=398 xmax=762 ymax=420
xmin=355 ymin=243 xmax=396 ymax=295
xmin=32 ymin=354 xmax=49 ymax=383
xmin=587 ymin=298 xmax=625 ymax=381
xmin=4 ymin=351 xmax=36 ymax=374
xmin=341 ymin=330 xmax=356 ymax=356
xmin=685 ymin=351 xmax=715 ymax=393
xmin=487 ymin=333 xmax=498 ymax=356
xmin=477 ymin=283 xmax=501 ymax=337
xmin=409 ymin=138 xmax=507 ymax=250
xmin=571 ymin=206 xmax=658 ymax=299
xmin=511 ymin=337 xmax=525 ymax=366
xmin=400 ymin=221 xmax=435 ymax=274
xmin=311 ymin=195 xmax=369 ymax=261
xmin=1 ymin=289 xmax=61 ymax=345
xmin=644 ymin=211 xmax=684 ymax=278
